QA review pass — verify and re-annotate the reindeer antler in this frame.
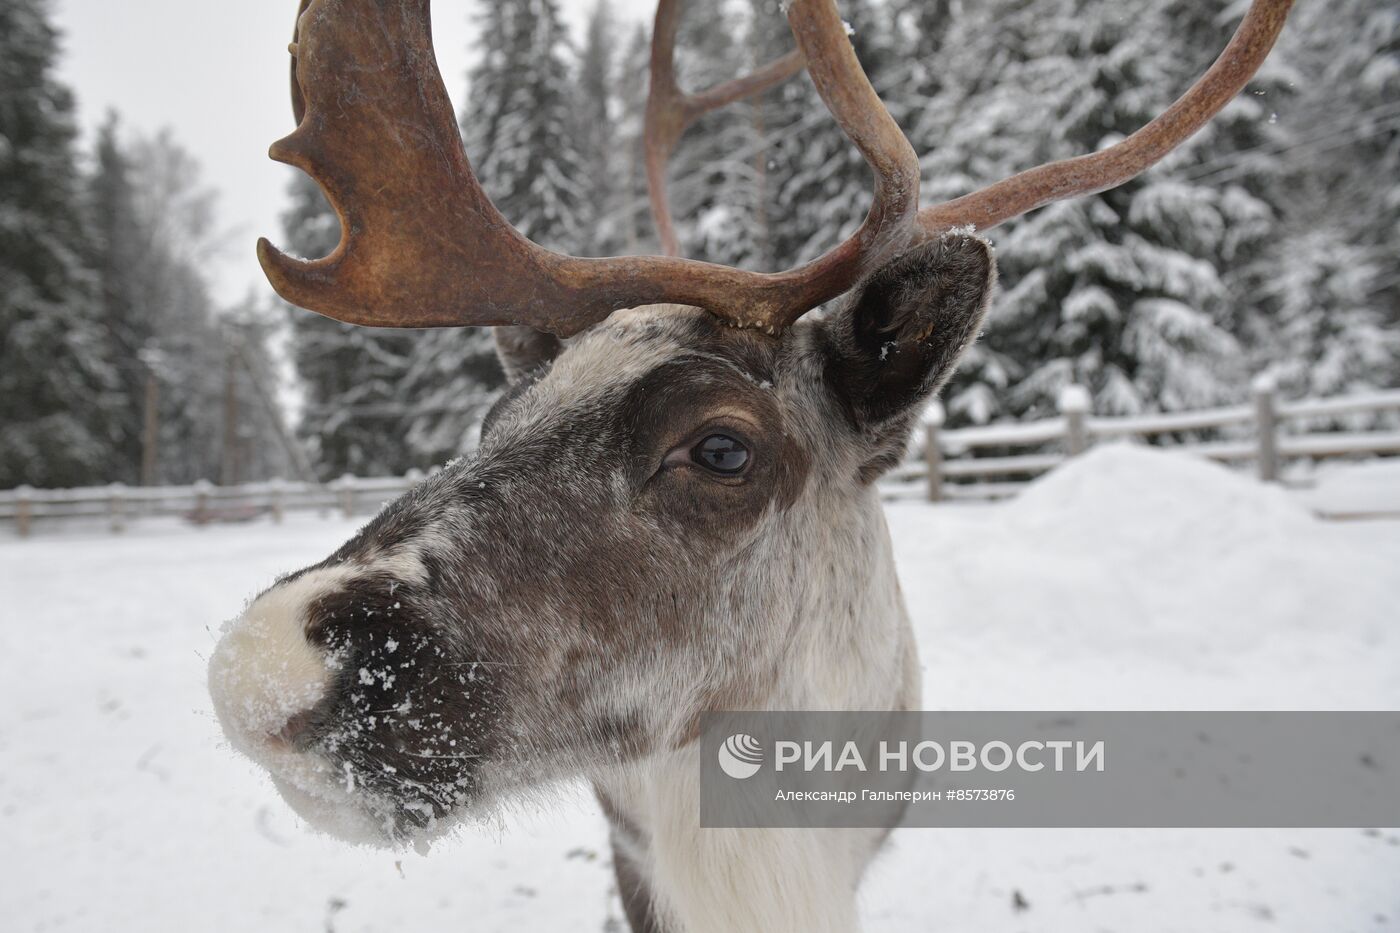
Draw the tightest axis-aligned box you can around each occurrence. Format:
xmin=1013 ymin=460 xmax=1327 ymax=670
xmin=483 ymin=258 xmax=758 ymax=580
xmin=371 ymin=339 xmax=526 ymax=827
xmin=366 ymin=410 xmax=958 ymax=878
xmin=644 ymin=0 xmax=805 ymax=257
xmin=259 ymin=0 xmax=1293 ymax=336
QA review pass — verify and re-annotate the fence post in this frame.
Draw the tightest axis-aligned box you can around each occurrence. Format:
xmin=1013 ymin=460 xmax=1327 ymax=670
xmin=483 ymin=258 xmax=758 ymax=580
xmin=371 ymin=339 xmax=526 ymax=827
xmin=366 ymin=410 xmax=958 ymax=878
xmin=1253 ymin=374 xmax=1280 ymax=482
xmin=268 ymin=477 xmax=285 ymax=524
xmin=923 ymin=402 xmax=945 ymax=503
xmin=15 ymin=485 xmax=33 ymax=538
xmin=193 ymin=479 xmax=212 ymax=525
xmin=1058 ymin=384 xmax=1091 ymax=456
xmin=338 ymin=474 xmax=356 ymax=518
xmin=108 ymin=482 xmax=127 ymax=534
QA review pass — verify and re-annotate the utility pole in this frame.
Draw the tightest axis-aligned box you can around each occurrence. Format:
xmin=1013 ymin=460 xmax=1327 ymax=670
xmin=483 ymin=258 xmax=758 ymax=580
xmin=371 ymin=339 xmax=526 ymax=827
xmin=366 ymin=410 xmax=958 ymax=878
xmin=221 ymin=335 xmax=241 ymax=486
xmin=137 ymin=344 xmax=164 ymax=486
xmin=232 ymin=338 xmax=316 ymax=482
xmin=141 ymin=370 xmax=159 ymax=486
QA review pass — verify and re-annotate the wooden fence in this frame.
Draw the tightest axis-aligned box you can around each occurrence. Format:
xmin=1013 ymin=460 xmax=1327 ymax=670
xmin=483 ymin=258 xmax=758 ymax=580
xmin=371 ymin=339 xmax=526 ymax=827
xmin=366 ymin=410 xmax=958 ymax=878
xmin=908 ymin=381 xmax=1400 ymax=502
xmin=0 ymin=473 xmax=425 ymax=538
xmin=3 ymin=384 xmax=1399 ymax=536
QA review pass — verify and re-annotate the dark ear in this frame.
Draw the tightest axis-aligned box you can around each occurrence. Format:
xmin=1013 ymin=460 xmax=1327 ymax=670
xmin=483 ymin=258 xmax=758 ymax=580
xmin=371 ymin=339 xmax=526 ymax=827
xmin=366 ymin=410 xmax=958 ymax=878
xmin=822 ymin=233 xmax=995 ymax=479
xmin=494 ymin=325 xmax=562 ymax=383
xmin=825 ymin=233 xmax=995 ymax=426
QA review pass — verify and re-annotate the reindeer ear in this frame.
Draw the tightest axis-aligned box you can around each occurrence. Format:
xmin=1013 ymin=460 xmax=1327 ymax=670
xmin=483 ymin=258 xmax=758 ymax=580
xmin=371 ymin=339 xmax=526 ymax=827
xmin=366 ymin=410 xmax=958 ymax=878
xmin=824 ymin=233 xmax=995 ymax=428
xmin=494 ymin=326 xmax=563 ymax=383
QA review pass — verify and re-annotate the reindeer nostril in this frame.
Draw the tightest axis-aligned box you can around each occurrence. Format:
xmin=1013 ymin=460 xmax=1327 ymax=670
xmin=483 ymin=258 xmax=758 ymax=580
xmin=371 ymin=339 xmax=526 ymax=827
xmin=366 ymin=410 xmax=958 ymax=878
xmin=274 ymin=709 xmax=319 ymax=749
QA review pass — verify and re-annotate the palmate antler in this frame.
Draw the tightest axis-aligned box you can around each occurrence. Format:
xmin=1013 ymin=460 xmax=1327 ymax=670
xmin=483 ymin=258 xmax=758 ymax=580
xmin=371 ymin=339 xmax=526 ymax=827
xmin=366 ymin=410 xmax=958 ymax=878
xmin=259 ymin=0 xmax=1294 ymax=337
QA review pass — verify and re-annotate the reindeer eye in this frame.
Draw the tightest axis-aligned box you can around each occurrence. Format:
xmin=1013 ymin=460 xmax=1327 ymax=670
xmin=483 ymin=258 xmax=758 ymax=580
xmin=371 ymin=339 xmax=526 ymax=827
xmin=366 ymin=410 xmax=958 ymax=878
xmin=691 ymin=434 xmax=750 ymax=474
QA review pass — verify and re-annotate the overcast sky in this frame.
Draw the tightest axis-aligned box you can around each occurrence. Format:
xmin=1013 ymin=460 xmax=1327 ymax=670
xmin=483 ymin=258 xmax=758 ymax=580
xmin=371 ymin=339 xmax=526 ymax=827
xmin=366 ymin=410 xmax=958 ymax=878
xmin=51 ymin=0 xmax=657 ymax=306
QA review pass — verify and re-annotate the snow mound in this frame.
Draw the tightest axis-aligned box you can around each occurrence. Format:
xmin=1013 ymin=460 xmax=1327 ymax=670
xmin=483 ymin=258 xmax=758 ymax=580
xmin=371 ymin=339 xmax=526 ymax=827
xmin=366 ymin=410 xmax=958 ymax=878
xmin=886 ymin=445 xmax=1398 ymax=702
xmin=1006 ymin=443 xmax=1314 ymax=552
xmin=1295 ymin=457 xmax=1400 ymax=516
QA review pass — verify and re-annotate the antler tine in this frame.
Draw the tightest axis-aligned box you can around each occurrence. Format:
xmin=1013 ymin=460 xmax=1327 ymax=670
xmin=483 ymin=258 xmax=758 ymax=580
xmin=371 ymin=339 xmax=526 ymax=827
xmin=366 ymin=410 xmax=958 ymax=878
xmin=645 ymin=0 xmax=805 ymax=256
xmin=261 ymin=0 xmax=584 ymax=331
xmin=258 ymin=0 xmax=888 ymax=336
xmin=288 ymin=0 xmax=312 ymax=125
xmin=919 ymin=0 xmax=1294 ymax=234
xmin=259 ymin=0 xmax=1292 ymax=338
xmin=786 ymin=0 xmax=922 ymax=256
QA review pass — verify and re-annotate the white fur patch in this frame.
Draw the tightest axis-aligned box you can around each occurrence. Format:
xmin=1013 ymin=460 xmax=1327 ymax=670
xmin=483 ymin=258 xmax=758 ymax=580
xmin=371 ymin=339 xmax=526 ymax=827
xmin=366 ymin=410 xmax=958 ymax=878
xmin=207 ymin=566 xmax=353 ymax=755
xmin=601 ymin=748 xmax=869 ymax=933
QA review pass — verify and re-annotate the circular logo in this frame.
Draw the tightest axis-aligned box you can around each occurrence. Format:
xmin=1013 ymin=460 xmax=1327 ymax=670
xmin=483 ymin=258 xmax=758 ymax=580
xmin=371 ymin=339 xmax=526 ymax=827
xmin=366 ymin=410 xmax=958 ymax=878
xmin=718 ymin=733 xmax=764 ymax=779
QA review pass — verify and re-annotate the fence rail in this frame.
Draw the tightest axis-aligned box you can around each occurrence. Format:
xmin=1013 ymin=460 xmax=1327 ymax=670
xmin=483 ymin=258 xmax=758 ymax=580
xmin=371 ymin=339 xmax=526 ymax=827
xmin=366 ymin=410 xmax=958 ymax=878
xmin=0 ymin=473 xmax=425 ymax=537
xmin=3 ymin=385 xmax=1399 ymax=536
xmin=918 ymin=382 xmax=1400 ymax=502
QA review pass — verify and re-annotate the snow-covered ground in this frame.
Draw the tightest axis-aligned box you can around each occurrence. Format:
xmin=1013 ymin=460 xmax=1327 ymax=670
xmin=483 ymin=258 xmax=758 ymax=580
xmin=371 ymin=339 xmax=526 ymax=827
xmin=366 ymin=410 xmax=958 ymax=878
xmin=2 ymin=447 xmax=1397 ymax=932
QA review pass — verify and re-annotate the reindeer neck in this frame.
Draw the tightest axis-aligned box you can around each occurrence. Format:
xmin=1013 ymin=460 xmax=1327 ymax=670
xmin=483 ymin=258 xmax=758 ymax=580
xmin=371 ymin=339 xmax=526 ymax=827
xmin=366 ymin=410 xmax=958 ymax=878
xmin=597 ymin=494 xmax=917 ymax=933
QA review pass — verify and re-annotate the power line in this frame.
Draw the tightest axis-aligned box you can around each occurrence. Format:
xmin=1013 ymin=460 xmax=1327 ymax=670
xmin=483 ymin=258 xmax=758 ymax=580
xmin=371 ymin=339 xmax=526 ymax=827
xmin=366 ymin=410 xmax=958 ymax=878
xmin=1185 ymin=117 xmax=1400 ymax=188
xmin=1179 ymin=104 xmax=1400 ymax=183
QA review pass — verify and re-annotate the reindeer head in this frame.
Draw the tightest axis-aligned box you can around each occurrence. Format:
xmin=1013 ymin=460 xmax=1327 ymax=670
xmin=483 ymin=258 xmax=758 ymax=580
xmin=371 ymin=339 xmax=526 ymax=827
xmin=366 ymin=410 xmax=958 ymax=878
xmin=210 ymin=0 xmax=1289 ymax=844
xmin=210 ymin=234 xmax=993 ymax=841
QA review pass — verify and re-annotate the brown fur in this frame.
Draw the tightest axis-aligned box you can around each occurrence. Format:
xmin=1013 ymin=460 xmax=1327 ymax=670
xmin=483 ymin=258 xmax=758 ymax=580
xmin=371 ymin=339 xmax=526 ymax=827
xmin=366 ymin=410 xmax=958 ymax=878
xmin=211 ymin=236 xmax=997 ymax=919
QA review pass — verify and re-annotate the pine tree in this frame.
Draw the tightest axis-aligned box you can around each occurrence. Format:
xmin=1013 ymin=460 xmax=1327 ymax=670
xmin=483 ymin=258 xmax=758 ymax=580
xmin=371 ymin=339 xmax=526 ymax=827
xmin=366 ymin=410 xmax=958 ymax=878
xmin=777 ymin=0 xmax=895 ymax=265
xmin=397 ymin=327 xmax=502 ymax=464
xmin=574 ymin=0 xmax=622 ymax=255
xmin=659 ymin=5 xmax=760 ymax=266
xmin=462 ymin=0 xmax=586 ymax=250
xmin=887 ymin=0 xmax=953 ymax=101
xmin=217 ymin=300 xmax=302 ymax=485
xmin=284 ymin=0 xmax=596 ymax=475
xmin=282 ymin=174 xmax=420 ymax=477
xmin=901 ymin=0 xmax=1400 ymax=422
xmin=106 ymin=128 xmax=295 ymax=485
xmin=739 ymin=0 xmax=812 ymax=268
xmin=395 ymin=0 xmax=595 ymax=461
xmin=613 ymin=22 xmax=659 ymax=254
xmin=1235 ymin=0 xmax=1400 ymax=396
xmin=343 ymin=0 xmax=597 ymax=468
xmin=402 ymin=0 xmax=596 ymax=462
xmin=125 ymin=130 xmax=229 ymax=485
xmin=1252 ymin=228 xmax=1395 ymax=399
xmin=0 ymin=0 xmax=120 ymax=488
xmin=917 ymin=0 xmax=1273 ymax=422
xmin=86 ymin=111 xmax=149 ymax=483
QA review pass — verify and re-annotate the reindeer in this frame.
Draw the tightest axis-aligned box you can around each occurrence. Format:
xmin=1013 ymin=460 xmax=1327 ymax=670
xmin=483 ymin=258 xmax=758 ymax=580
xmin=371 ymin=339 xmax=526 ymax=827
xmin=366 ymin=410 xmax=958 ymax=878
xmin=207 ymin=1 xmax=1291 ymax=930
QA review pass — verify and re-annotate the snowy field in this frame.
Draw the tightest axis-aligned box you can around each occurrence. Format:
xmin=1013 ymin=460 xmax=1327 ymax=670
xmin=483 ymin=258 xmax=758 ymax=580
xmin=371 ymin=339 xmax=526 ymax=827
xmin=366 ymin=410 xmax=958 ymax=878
xmin=2 ymin=446 xmax=1397 ymax=932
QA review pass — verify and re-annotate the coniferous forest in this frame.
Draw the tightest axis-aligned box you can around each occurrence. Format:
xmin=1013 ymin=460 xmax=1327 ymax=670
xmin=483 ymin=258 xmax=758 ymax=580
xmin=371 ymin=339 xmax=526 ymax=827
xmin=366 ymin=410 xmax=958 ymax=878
xmin=0 ymin=0 xmax=294 ymax=488
xmin=2 ymin=0 xmax=1396 ymax=486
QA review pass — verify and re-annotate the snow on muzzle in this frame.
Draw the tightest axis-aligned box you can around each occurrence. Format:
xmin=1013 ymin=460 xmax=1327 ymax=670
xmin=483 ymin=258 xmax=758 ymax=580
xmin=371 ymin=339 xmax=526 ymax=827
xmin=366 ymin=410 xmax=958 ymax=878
xmin=208 ymin=563 xmax=505 ymax=845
